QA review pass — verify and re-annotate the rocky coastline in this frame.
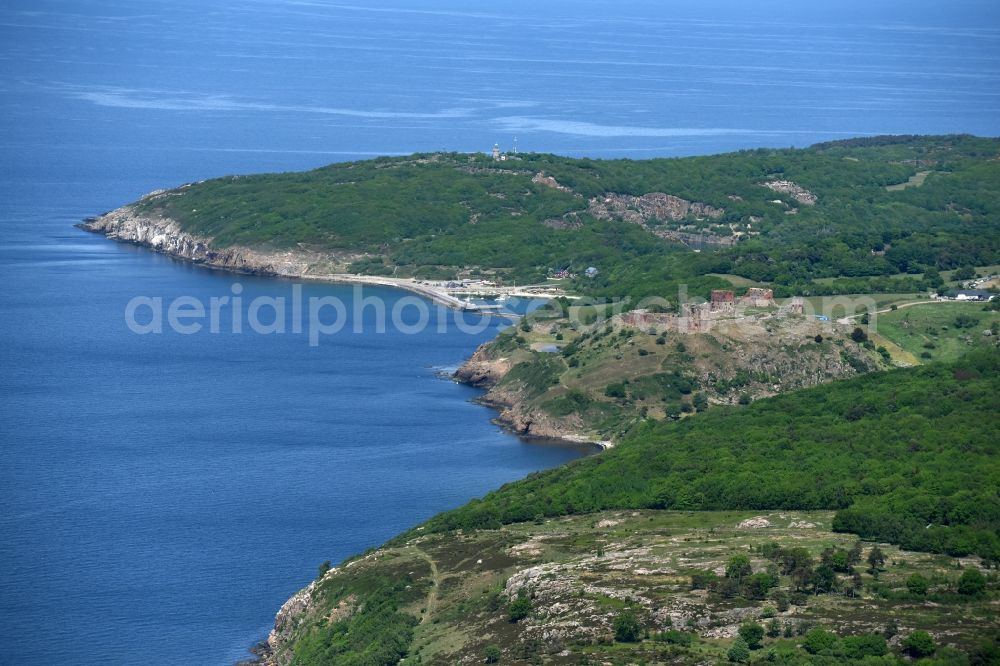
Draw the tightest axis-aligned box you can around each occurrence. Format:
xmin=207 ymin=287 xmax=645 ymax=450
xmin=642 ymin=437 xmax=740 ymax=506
xmin=81 ymin=199 xmax=610 ymax=452
xmin=453 ymin=342 xmax=613 ymax=449
xmin=248 ymin=351 xmax=607 ymax=664
xmin=78 ymin=197 xmax=475 ymax=310
xmin=80 ymin=197 xmax=610 ymax=665
xmin=78 ymin=197 xmax=325 ymax=279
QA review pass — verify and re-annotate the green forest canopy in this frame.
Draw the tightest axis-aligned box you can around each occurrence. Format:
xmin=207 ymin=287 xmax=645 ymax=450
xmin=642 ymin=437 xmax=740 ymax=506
xmin=403 ymin=349 xmax=1000 ymax=562
xmin=136 ymin=134 xmax=1000 ymax=301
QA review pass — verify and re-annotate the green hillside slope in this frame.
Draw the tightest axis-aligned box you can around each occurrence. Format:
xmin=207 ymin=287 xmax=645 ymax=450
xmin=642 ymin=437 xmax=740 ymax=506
xmin=273 ymin=350 xmax=1000 ymax=666
xmin=412 ymin=349 xmax=1000 ymax=562
xmin=135 ymin=135 xmax=1000 ymax=300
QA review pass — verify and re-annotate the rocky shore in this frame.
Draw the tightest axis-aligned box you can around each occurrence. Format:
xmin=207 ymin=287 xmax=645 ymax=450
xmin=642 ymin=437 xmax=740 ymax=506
xmin=79 ymin=195 xmax=325 ymax=279
xmin=453 ymin=342 xmax=613 ymax=448
xmin=252 ymin=579 xmax=319 ymax=665
xmin=79 ymin=195 xmax=477 ymax=310
xmin=83 ymin=199 xmax=606 ymax=449
xmin=451 ymin=341 xmax=513 ymax=387
xmin=250 ymin=353 xmax=609 ymax=663
xmin=81 ymin=195 xmax=608 ymax=665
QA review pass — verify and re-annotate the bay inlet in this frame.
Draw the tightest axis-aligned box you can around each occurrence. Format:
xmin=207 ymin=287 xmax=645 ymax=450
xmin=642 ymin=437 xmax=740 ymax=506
xmin=0 ymin=186 xmax=591 ymax=665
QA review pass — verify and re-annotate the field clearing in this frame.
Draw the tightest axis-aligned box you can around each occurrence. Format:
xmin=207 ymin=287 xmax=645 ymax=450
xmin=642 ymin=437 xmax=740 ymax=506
xmin=811 ymin=263 xmax=999 ymax=287
xmin=706 ymin=273 xmax=760 ymax=287
xmin=795 ymin=293 xmax=924 ymax=317
xmin=874 ymin=301 xmax=998 ymax=363
xmin=886 ymin=169 xmax=932 ymax=191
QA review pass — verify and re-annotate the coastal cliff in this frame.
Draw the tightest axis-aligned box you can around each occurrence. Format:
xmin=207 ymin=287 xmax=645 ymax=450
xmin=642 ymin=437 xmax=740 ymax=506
xmin=259 ymin=579 xmax=318 ymax=666
xmin=450 ymin=308 xmax=881 ymax=448
xmin=451 ymin=342 xmax=512 ymax=388
xmin=79 ymin=194 xmax=323 ymax=277
xmin=454 ymin=342 xmax=602 ymax=444
xmin=242 ymin=352 xmax=1000 ymax=665
xmin=482 ymin=388 xmax=593 ymax=442
xmin=79 ymin=195 xmax=480 ymax=310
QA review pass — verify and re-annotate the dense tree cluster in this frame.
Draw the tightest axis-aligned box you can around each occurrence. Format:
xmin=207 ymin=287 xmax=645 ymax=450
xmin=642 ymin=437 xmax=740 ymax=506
xmin=139 ymin=135 xmax=1000 ymax=301
xmin=408 ymin=350 xmax=1000 ymax=562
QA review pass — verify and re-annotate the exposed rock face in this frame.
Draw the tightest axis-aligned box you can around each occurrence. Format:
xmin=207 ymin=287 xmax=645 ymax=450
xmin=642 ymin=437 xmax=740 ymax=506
xmin=485 ymin=388 xmax=586 ymax=440
xmin=79 ymin=199 xmax=321 ymax=277
xmin=454 ymin=344 xmax=599 ymax=443
xmin=461 ymin=370 xmax=574 ymax=440
xmin=259 ymin=572 xmax=357 ymax=666
xmin=500 ymin=541 xmax=768 ymax=649
xmin=589 ymin=192 xmax=724 ymax=224
xmin=737 ymin=517 xmax=772 ymax=529
xmin=762 ymin=180 xmax=817 ymax=205
xmin=541 ymin=216 xmax=582 ymax=230
xmin=531 ymin=172 xmax=574 ymax=193
xmin=588 ymin=192 xmax=736 ymax=248
xmin=263 ymin=580 xmax=318 ymax=666
xmin=453 ymin=342 xmax=513 ymax=388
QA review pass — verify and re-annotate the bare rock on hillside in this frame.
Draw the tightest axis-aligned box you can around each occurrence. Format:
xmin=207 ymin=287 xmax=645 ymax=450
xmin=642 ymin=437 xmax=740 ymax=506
xmin=590 ymin=192 xmax=725 ymax=224
xmin=737 ymin=517 xmax=772 ymax=529
xmin=453 ymin=342 xmax=513 ymax=388
xmin=762 ymin=180 xmax=817 ymax=205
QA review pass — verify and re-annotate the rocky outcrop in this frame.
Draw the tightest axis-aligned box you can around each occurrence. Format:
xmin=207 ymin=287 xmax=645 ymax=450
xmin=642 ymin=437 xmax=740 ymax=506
xmin=589 ymin=192 xmax=724 ymax=224
xmin=257 ymin=572 xmax=358 ymax=666
xmin=737 ymin=517 xmax=772 ymax=529
xmin=541 ymin=216 xmax=582 ymax=230
xmin=452 ymin=342 xmax=513 ymax=388
xmin=79 ymin=197 xmax=321 ymax=278
xmin=262 ymin=579 xmax=318 ymax=666
xmin=454 ymin=344 xmax=609 ymax=445
xmin=531 ymin=172 xmax=575 ymax=194
xmin=762 ymin=180 xmax=817 ymax=205
xmin=588 ymin=192 xmax=735 ymax=248
xmin=480 ymin=385 xmax=586 ymax=441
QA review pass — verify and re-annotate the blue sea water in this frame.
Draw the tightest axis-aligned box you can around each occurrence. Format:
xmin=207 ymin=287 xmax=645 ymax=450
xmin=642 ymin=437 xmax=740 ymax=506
xmin=1 ymin=1 xmax=999 ymax=664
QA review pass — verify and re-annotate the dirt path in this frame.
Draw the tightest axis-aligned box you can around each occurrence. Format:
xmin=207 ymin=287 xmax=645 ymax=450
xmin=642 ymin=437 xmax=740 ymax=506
xmin=837 ymin=298 xmax=963 ymax=323
xmin=410 ymin=545 xmax=440 ymax=624
xmin=837 ymin=299 xmax=969 ymax=366
xmin=886 ymin=170 xmax=932 ymax=191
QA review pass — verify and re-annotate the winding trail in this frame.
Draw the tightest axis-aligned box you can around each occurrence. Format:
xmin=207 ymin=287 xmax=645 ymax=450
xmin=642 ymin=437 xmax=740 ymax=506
xmin=409 ymin=545 xmax=440 ymax=624
xmin=836 ymin=298 xmax=966 ymax=324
